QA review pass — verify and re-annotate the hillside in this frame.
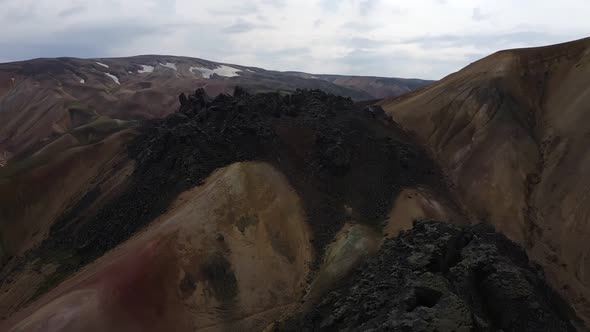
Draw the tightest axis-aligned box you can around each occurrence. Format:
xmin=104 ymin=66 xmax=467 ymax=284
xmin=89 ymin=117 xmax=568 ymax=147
xmin=2 ymin=37 xmax=590 ymax=331
xmin=0 ymin=88 xmax=579 ymax=331
xmin=0 ymin=55 xmax=431 ymax=161
xmin=0 ymin=89 xmax=457 ymax=330
xmin=381 ymin=36 xmax=590 ymax=325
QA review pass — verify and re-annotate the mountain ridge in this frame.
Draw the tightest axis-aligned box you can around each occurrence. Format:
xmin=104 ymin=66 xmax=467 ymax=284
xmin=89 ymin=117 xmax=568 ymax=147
xmin=0 ymin=54 xmax=433 ymax=162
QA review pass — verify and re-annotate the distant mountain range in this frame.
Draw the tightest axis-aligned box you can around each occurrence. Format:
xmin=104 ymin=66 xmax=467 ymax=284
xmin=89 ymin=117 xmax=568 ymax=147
xmin=0 ymin=55 xmax=433 ymax=159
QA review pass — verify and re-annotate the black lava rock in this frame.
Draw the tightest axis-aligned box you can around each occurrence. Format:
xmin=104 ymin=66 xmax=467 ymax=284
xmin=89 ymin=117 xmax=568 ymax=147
xmin=276 ymin=221 xmax=579 ymax=332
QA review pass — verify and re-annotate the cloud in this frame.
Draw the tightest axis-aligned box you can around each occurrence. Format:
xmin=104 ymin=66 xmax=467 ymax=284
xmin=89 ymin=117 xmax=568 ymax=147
xmin=359 ymin=0 xmax=379 ymax=16
xmin=223 ymin=19 xmax=273 ymax=34
xmin=0 ymin=1 xmax=34 ymax=23
xmin=343 ymin=37 xmax=384 ymax=49
xmin=330 ymin=47 xmax=472 ymax=79
xmin=265 ymin=47 xmax=311 ymax=59
xmin=340 ymin=21 xmax=377 ymax=32
xmin=223 ymin=21 xmax=257 ymax=34
xmin=320 ymin=0 xmax=342 ymax=12
xmin=58 ymin=5 xmax=86 ymax=18
xmin=0 ymin=22 xmax=161 ymax=60
xmin=261 ymin=0 xmax=285 ymax=8
xmin=401 ymin=31 xmax=573 ymax=50
xmin=208 ymin=2 xmax=259 ymax=16
xmin=1 ymin=0 xmax=590 ymax=79
xmin=472 ymin=7 xmax=490 ymax=21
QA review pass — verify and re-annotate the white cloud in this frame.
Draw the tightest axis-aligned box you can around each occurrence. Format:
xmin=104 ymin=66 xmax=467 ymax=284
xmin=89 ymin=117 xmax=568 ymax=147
xmin=0 ymin=0 xmax=588 ymax=79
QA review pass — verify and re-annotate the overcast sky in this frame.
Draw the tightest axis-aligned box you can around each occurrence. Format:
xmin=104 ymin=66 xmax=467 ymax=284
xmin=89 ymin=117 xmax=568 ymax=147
xmin=0 ymin=0 xmax=588 ymax=79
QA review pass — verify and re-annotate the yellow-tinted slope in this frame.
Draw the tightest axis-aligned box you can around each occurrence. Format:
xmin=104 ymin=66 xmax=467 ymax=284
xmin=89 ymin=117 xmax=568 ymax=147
xmin=2 ymin=162 xmax=313 ymax=332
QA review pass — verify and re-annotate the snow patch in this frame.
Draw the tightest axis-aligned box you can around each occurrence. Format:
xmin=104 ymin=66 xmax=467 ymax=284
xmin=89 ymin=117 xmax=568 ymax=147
xmin=104 ymin=73 xmax=120 ymax=85
xmin=95 ymin=61 xmax=109 ymax=68
xmin=138 ymin=65 xmax=155 ymax=73
xmin=190 ymin=65 xmax=242 ymax=78
xmin=80 ymin=79 xmax=85 ymax=84
xmin=159 ymin=62 xmax=177 ymax=71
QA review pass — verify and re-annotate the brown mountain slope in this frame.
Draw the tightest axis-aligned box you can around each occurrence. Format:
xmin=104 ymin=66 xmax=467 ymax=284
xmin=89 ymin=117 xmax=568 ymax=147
xmin=0 ymin=116 xmax=137 ymax=261
xmin=381 ymin=36 xmax=590 ymax=324
xmin=3 ymin=39 xmax=590 ymax=330
xmin=0 ymin=56 xmax=431 ymax=162
xmin=1 ymin=88 xmax=578 ymax=331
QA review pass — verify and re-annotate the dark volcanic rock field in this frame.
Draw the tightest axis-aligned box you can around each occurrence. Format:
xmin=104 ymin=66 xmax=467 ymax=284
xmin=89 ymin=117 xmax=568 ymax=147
xmin=57 ymin=88 xmax=442 ymax=262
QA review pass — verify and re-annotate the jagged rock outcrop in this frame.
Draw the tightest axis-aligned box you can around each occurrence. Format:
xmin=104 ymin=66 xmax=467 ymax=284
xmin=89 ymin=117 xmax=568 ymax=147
xmin=276 ymin=221 xmax=580 ymax=331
